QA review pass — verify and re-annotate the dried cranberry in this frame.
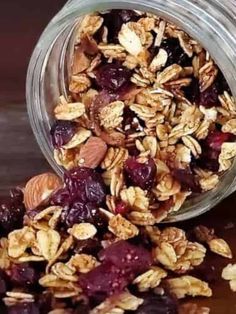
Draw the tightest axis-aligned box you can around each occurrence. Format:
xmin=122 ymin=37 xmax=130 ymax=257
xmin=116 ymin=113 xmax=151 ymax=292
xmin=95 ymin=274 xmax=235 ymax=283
xmin=8 ymin=303 xmax=40 ymax=314
xmin=9 ymin=263 xmax=38 ymax=287
xmin=124 ymin=157 xmax=156 ymax=190
xmin=204 ymin=130 xmax=234 ymax=152
xmin=197 ymin=131 xmax=235 ymax=172
xmin=61 ymin=202 xmax=106 ymax=229
xmin=95 ymin=64 xmax=132 ymax=91
xmin=160 ymin=38 xmax=192 ymax=67
xmin=114 ymin=202 xmax=129 ymax=215
xmin=98 ymin=240 xmax=152 ymax=275
xmin=173 ymin=168 xmax=200 ymax=192
xmin=182 ymin=77 xmax=200 ymax=103
xmin=64 ymin=167 xmax=106 ymax=205
xmin=50 ymin=120 xmax=77 ymax=148
xmin=102 ymin=10 xmax=139 ymax=43
xmin=135 ymin=292 xmax=178 ymax=314
xmin=199 ymin=83 xmax=220 ymax=108
xmin=0 ymin=193 xmax=25 ymax=236
xmin=50 ymin=188 xmax=72 ymax=207
xmin=79 ymin=262 xmax=130 ymax=300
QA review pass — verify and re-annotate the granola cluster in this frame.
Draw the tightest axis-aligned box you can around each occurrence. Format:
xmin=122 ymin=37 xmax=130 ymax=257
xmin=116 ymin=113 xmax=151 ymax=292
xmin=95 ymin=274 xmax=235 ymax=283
xmin=51 ymin=10 xmax=236 ymax=221
xmin=1 ymin=8 xmax=236 ymax=314
xmin=0 ymin=171 xmax=234 ymax=313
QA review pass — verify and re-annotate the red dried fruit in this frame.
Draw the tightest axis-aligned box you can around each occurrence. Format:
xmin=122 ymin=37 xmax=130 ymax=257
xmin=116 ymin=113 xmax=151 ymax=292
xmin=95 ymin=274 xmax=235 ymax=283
xmin=9 ymin=263 xmax=38 ymax=287
xmin=61 ymin=202 xmax=106 ymax=229
xmin=64 ymin=167 xmax=106 ymax=205
xmin=98 ymin=240 xmax=152 ymax=275
xmin=79 ymin=262 xmax=130 ymax=300
xmin=114 ymin=201 xmax=129 ymax=215
xmin=196 ymin=130 xmax=235 ymax=172
xmin=95 ymin=64 xmax=132 ymax=91
xmin=50 ymin=120 xmax=77 ymax=148
xmin=0 ymin=192 xmax=25 ymax=236
xmin=124 ymin=157 xmax=157 ymax=190
xmin=50 ymin=188 xmax=71 ymax=207
xmin=173 ymin=168 xmax=200 ymax=192
xmin=199 ymin=83 xmax=220 ymax=108
xmin=205 ymin=130 xmax=234 ymax=152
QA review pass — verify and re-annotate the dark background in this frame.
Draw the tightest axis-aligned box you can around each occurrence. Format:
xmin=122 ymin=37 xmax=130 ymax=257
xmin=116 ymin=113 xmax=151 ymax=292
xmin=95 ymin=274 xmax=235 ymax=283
xmin=0 ymin=2 xmax=236 ymax=312
xmin=0 ymin=0 xmax=66 ymax=195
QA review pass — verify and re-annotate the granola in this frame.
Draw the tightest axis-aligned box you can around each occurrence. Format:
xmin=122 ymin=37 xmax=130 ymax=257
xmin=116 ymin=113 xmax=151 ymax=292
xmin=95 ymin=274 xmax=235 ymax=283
xmin=1 ymin=7 xmax=236 ymax=314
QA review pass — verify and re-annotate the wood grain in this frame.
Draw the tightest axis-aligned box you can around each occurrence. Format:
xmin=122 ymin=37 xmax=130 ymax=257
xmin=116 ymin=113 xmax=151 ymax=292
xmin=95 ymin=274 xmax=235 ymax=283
xmin=0 ymin=1 xmax=236 ymax=313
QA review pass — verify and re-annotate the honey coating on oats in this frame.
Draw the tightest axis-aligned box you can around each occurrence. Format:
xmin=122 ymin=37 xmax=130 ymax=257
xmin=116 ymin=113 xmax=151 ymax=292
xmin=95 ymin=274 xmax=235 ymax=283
xmin=0 ymin=9 xmax=235 ymax=313
xmin=51 ymin=10 xmax=236 ymax=219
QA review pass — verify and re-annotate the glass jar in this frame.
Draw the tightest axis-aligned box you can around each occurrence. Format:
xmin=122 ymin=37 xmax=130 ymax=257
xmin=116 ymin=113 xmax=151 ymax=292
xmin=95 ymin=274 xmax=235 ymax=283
xmin=26 ymin=0 xmax=236 ymax=222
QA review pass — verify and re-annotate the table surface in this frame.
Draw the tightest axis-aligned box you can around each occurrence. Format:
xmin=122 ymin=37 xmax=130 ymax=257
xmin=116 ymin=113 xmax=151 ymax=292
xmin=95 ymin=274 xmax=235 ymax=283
xmin=0 ymin=1 xmax=236 ymax=313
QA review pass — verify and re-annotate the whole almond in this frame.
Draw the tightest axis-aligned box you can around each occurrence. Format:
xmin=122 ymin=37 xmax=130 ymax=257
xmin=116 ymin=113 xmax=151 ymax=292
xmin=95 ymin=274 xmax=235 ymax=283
xmin=78 ymin=136 xmax=107 ymax=168
xmin=24 ymin=173 xmax=62 ymax=210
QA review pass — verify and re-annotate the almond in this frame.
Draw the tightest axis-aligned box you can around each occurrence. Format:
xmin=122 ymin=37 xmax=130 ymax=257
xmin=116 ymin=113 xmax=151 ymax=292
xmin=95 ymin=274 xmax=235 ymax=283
xmin=78 ymin=136 xmax=107 ymax=168
xmin=72 ymin=48 xmax=90 ymax=75
xmin=100 ymin=131 xmax=126 ymax=147
xmin=24 ymin=173 xmax=62 ymax=210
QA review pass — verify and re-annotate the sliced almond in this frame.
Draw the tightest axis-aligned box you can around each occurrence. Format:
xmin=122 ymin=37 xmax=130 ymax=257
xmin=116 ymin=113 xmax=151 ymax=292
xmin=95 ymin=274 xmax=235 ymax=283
xmin=118 ymin=23 xmax=143 ymax=57
xmin=24 ymin=173 xmax=62 ymax=210
xmin=149 ymin=49 xmax=168 ymax=72
xmin=72 ymin=48 xmax=90 ymax=75
xmin=78 ymin=136 xmax=107 ymax=168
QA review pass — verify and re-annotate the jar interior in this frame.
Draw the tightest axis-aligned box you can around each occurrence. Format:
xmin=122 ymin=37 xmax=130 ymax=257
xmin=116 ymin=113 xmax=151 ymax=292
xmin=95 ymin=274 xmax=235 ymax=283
xmin=28 ymin=4 xmax=236 ymax=222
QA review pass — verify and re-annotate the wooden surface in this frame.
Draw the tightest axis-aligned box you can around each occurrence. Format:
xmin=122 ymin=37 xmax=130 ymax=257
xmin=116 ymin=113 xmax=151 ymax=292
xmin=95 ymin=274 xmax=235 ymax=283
xmin=0 ymin=0 xmax=67 ymax=194
xmin=0 ymin=1 xmax=236 ymax=313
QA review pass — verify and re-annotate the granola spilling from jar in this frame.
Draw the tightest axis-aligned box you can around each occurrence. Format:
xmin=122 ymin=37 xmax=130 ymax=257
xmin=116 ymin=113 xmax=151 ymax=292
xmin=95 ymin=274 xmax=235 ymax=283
xmin=0 ymin=172 xmax=234 ymax=313
xmin=51 ymin=10 xmax=236 ymax=220
xmin=1 ymin=8 xmax=235 ymax=314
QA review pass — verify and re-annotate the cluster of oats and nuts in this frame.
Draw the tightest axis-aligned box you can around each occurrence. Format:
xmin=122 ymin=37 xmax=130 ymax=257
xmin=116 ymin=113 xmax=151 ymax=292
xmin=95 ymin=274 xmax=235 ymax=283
xmin=1 ymin=9 xmax=236 ymax=314
xmin=0 ymin=171 xmax=234 ymax=313
xmin=51 ymin=10 xmax=236 ymax=221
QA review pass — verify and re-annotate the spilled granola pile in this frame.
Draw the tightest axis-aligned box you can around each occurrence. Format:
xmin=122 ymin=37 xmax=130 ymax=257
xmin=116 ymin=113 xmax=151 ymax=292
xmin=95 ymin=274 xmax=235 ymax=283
xmin=0 ymin=171 xmax=234 ymax=313
xmin=51 ymin=10 xmax=236 ymax=220
xmin=1 ymin=9 xmax=236 ymax=314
